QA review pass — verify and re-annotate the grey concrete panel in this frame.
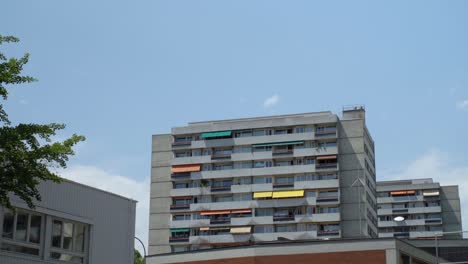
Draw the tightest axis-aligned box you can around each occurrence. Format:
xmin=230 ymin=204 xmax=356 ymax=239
xmin=152 ymin=134 xmax=173 ymax=152
xmin=149 ymin=213 xmax=171 ymax=229
xmin=151 ymin=166 xmax=171 ymax=183
xmin=150 ymin=197 xmax=172 ymax=214
xmin=440 ymin=186 xmax=460 ymax=200
xmin=151 ymin=182 xmax=173 ymax=198
xmin=149 ymin=229 xmax=170 ymax=245
xmin=149 ymin=245 xmax=171 ymax=255
xmin=152 ymin=151 xmax=173 ymax=167
xmin=338 ymin=137 xmax=364 ymax=155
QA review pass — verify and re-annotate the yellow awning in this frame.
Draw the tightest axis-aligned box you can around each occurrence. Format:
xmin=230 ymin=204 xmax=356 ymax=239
xmin=272 ymin=190 xmax=304 ymax=198
xmin=230 ymin=227 xmax=251 ymax=234
xmin=253 ymin=192 xmax=273 ymax=199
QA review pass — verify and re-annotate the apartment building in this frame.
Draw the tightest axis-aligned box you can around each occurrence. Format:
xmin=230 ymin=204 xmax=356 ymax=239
xmin=149 ymin=106 xmax=378 ymax=254
xmin=377 ymin=179 xmax=462 ymax=239
xmin=0 ymin=179 xmax=136 ymax=264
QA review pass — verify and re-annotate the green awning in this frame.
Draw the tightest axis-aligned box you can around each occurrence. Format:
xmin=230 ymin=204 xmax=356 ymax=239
xmin=170 ymin=228 xmax=189 ymax=233
xmin=253 ymin=141 xmax=304 ymax=147
xmin=200 ymin=131 xmax=232 ymax=139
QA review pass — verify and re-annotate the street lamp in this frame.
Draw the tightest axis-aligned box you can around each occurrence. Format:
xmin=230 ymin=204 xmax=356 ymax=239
xmin=135 ymin=236 xmax=147 ymax=264
xmin=434 ymin=230 xmax=468 ymax=264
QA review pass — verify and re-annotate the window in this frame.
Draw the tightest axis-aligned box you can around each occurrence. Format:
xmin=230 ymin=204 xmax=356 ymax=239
xmin=253 ymin=130 xmax=266 ymax=136
xmin=253 ymin=176 xmax=272 ymax=184
xmin=235 ymin=130 xmax=253 ymax=138
xmin=253 ymin=146 xmax=272 ymax=152
xmin=255 ymin=208 xmax=273 ymax=217
xmin=254 ymin=160 xmax=272 ymax=168
xmin=235 ymin=146 xmax=252 ymax=153
xmin=254 ymin=225 xmax=274 ymax=233
xmin=234 ymin=161 xmax=252 ymax=169
xmin=1 ymin=209 xmax=42 ymax=256
xmin=50 ymin=219 xmax=87 ymax=263
xmin=173 ymin=214 xmax=191 ymax=221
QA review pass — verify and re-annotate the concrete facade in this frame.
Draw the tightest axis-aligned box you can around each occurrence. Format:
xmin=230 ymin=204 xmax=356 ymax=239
xmin=377 ymin=179 xmax=462 ymax=239
xmin=0 ymin=180 xmax=136 ymax=264
xmin=149 ymin=106 xmax=378 ymax=254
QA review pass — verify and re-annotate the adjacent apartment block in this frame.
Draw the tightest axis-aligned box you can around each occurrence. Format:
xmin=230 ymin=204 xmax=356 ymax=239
xmin=150 ymin=106 xmax=378 ymax=254
xmin=0 ymin=179 xmax=137 ymax=264
xmin=377 ymin=179 xmax=462 ymax=239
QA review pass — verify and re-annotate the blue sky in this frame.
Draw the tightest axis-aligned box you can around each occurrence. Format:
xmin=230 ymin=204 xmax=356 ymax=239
xmin=2 ymin=0 xmax=468 ymax=250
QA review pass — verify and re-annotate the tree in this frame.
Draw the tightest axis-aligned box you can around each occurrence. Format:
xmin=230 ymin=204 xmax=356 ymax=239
xmin=0 ymin=35 xmax=85 ymax=209
xmin=134 ymin=249 xmax=145 ymax=264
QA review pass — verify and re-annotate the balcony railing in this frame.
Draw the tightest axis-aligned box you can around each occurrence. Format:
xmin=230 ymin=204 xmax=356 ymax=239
xmin=210 ymin=185 xmax=232 ymax=192
xmin=272 ymin=149 xmax=294 ymax=156
xmin=317 ymin=230 xmax=340 ymax=236
xmin=210 ymin=218 xmax=231 ymax=225
xmin=316 ymin=196 xmax=339 ymax=203
xmin=273 ymin=215 xmax=295 ymax=222
xmin=172 ymin=141 xmax=192 ymax=147
xmin=315 ymin=130 xmax=337 ymax=136
xmin=169 ymin=236 xmax=190 ymax=243
xmin=273 ymin=182 xmax=294 ymax=189
xmin=316 ymin=163 xmax=338 ymax=170
xmin=211 ymin=153 xmax=232 ymax=161
xmin=171 ymin=173 xmax=191 ymax=180
xmin=425 ymin=218 xmax=442 ymax=224
xmin=170 ymin=204 xmax=191 ymax=210
xmin=392 ymin=208 xmax=409 ymax=213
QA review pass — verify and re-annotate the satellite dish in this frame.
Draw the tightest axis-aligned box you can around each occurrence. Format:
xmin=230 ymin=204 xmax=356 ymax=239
xmin=394 ymin=216 xmax=405 ymax=222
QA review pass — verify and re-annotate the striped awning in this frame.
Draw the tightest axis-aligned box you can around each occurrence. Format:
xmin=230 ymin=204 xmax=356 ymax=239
xmin=200 ymin=210 xmax=230 ymax=216
xmin=272 ymin=190 xmax=305 ymax=198
xmin=390 ymin=190 xmax=416 ymax=196
xmin=200 ymin=131 xmax=232 ymax=139
xmin=253 ymin=192 xmax=273 ymax=199
xmin=171 ymin=164 xmax=201 ymax=173
xmin=230 ymin=209 xmax=252 ymax=214
xmin=316 ymin=155 xmax=337 ymax=160
xmin=230 ymin=227 xmax=251 ymax=234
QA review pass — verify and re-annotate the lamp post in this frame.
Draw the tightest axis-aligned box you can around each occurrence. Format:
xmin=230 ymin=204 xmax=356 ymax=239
xmin=135 ymin=236 xmax=147 ymax=264
xmin=434 ymin=230 xmax=467 ymax=264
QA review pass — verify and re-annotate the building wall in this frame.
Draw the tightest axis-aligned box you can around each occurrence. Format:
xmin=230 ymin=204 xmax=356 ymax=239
xmin=440 ymin=186 xmax=462 ymax=238
xmin=168 ymin=250 xmax=387 ymax=264
xmin=0 ymin=180 xmax=136 ymax=264
xmin=150 ymin=134 xmax=173 ymax=255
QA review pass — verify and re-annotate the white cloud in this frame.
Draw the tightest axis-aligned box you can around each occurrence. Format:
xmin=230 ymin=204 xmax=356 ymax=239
xmin=456 ymin=100 xmax=468 ymax=110
xmin=382 ymin=150 xmax=468 ymax=234
xmin=263 ymin=94 xmax=280 ymax=108
xmin=60 ymin=165 xmax=149 ymax=254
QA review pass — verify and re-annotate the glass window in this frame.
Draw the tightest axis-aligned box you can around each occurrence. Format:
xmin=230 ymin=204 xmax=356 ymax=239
xmin=74 ymin=224 xmax=85 ymax=252
xmin=52 ymin=220 xmax=63 ymax=248
xmin=15 ymin=213 xmax=28 ymax=241
xmin=1 ymin=242 xmax=39 ymax=256
xmin=2 ymin=210 xmax=14 ymax=239
xmin=50 ymin=252 xmax=83 ymax=263
xmin=63 ymin=222 xmax=74 ymax=250
xmin=29 ymin=215 xmax=42 ymax=244
xmin=253 ymin=130 xmax=266 ymax=136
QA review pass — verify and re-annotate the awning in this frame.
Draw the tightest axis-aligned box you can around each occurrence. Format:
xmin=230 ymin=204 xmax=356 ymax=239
xmin=230 ymin=209 xmax=252 ymax=214
xmin=200 ymin=210 xmax=231 ymax=216
xmin=252 ymin=141 xmax=304 ymax=147
xmin=171 ymin=164 xmax=201 ymax=173
xmin=230 ymin=227 xmax=251 ymax=234
xmin=170 ymin=228 xmax=189 ymax=233
xmin=253 ymin=192 xmax=273 ymax=199
xmin=200 ymin=227 xmax=210 ymax=231
xmin=423 ymin=191 xmax=440 ymax=196
xmin=272 ymin=190 xmax=305 ymax=198
xmin=316 ymin=155 xmax=337 ymax=160
xmin=390 ymin=190 xmax=416 ymax=196
xmin=200 ymin=131 xmax=232 ymax=139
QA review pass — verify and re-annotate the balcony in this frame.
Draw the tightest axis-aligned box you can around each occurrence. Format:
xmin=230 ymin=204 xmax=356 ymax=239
xmin=273 ymin=182 xmax=294 ymax=189
xmin=172 ymin=141 xmax=192 ymax=148
xmin=377 ymin=195 xmax=423 ymax=204
xmin=169 ymin=236 xmax=190 ymax=243
xmin=316 ymin=196 xmax=340 ymax=203
xmin=170 ymin=204 xmax=191 ymax=211
xmin=317 ymin=230 xmax=341 ymax=237
xmin=252 ymin=231 xmax=317 ymax=242
xmin=296 ymin=213 xmax=340 ymax=223
xmin=210 ymin=185 xmax=232 ymax=192
xmin=410 ymin=231 xmax=442 ymax=238
xmin=294 ymin=179 xmax=339 ymax=190
xmin=170 ymin=219 xmax=210 ymax=229
xmin=273 ymin=215 xmax=295 ymax=222
xmin=379 ymin=206 xmax=441 ymax=215
xmin=190 ymin=200 xmax=253 ymax=211
xmin=425 ymin=218 xmax=442 ymax=225
xmin=378 ymin=219 xmax=426 ymax=228
xmin=256 ymin=197 xmax=317 ymax=208
xmin=171 ymin=155 xmax=211 ymax=166
xmin=192 ymin=164 xmax=317 ymax=180
xmin=316 ymin=163 xmax=338 ymax=170
xmin=190 ymin=234 xmax=251 ymax=244
xmin=171 ymin=173 xmax=191 ymax=180
xmin=210 ymin=218 xmax=231 ymax=225
xmin=314 ymin=129 xmax=337 ymax=137
xmin=211 ymin=153 xmax=232 ymax=161
xmin=272 ymin=149 xmax=293 ymax=156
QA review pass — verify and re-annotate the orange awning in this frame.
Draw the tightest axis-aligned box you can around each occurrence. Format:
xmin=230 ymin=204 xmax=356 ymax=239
xmin=230 ymin=209 xmax=252 ymax=214
xmin=390 ymin=190 xmax=416 ymax=196
xmin=171 ymin=164 xmax=201 ymax=173
xmin=316 ymin=155 xmax=337 ymax=160
xmin=200 ymin=210 xmax=231 ymax=216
